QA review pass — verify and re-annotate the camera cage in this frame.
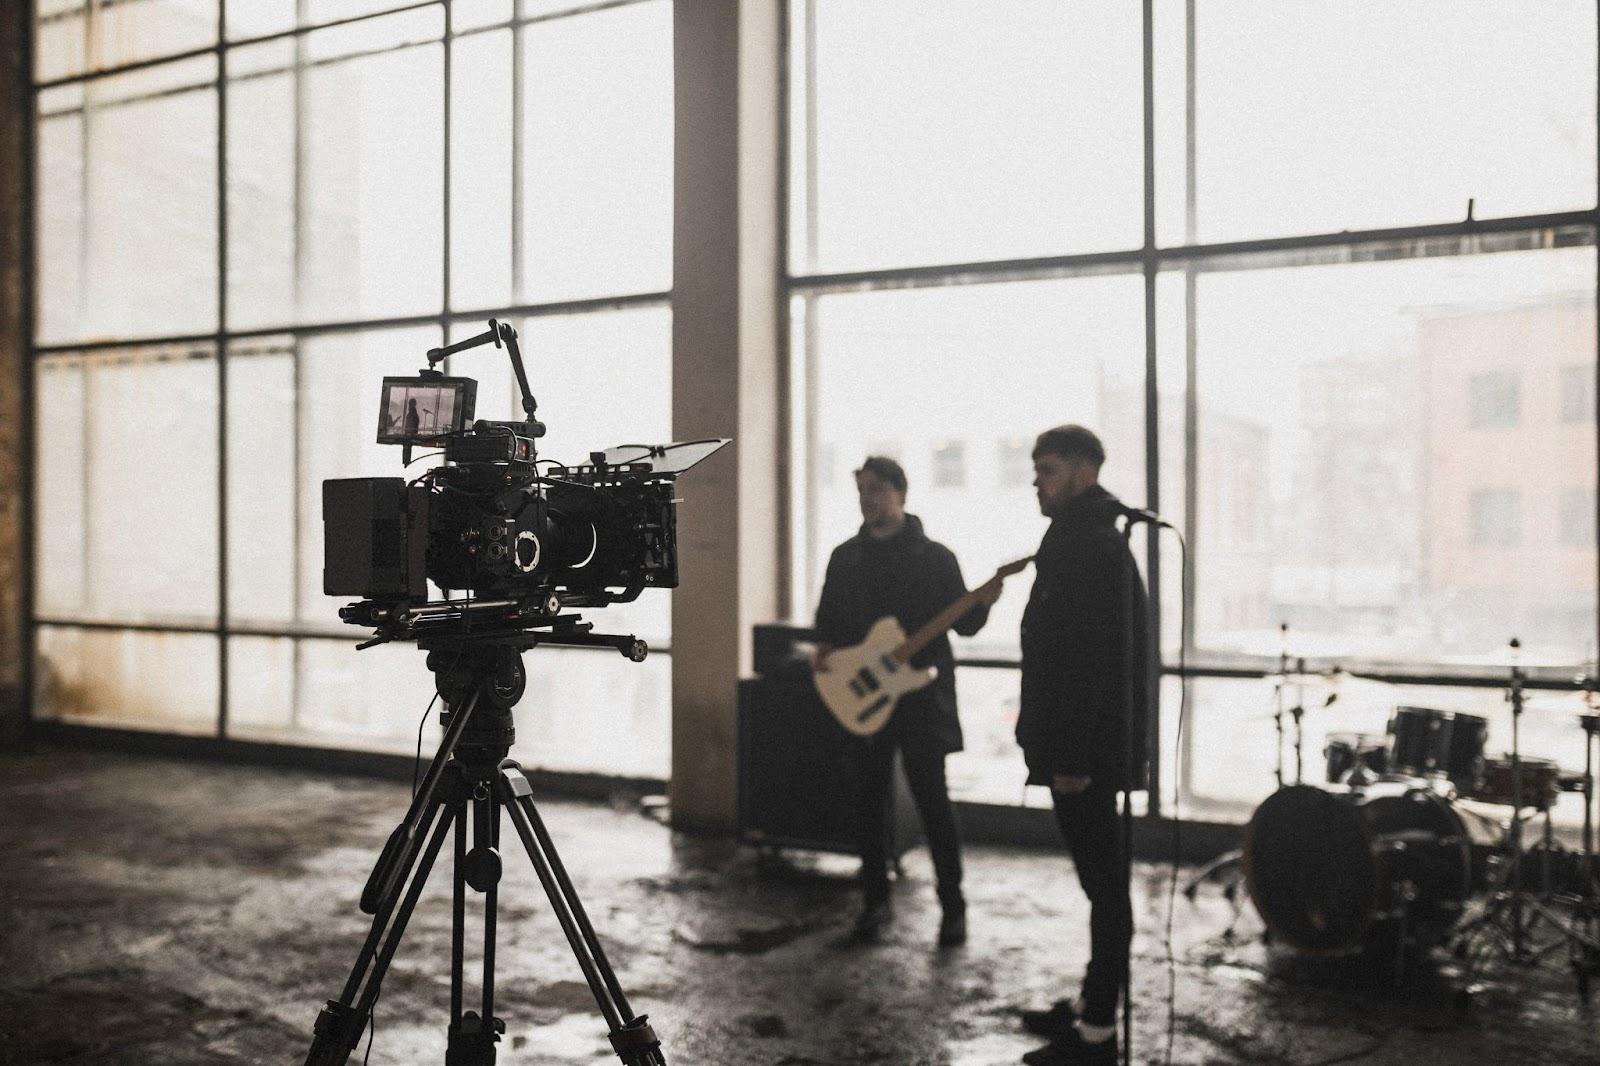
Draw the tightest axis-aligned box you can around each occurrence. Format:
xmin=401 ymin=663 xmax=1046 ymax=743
xmin=328 ymin=320 xmax=727 ymax=653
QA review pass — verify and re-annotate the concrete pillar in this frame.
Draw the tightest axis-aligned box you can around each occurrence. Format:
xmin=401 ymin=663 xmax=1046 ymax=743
xmin=669 ymin=0 xmax=783 ymax=831
xmin=0 ymin=5 xmax=33 ymax=743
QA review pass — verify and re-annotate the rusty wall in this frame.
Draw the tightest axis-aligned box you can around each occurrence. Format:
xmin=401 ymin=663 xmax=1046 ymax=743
xmin=0 ymin=8 xmax=32 ymax=741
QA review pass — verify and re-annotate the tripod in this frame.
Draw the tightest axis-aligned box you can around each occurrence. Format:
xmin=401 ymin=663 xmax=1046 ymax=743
xmin=303 ymin=635 xmax=666 ymax=1066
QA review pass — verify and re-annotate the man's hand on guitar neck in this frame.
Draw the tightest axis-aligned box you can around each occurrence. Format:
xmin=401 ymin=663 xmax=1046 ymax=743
xmin=973 ymin=555 xmax=1031 ymax=608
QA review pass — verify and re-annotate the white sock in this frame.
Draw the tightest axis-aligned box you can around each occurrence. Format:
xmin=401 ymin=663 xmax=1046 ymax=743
xmin=1076 ymin=1019 xmax=1116 ymax=1044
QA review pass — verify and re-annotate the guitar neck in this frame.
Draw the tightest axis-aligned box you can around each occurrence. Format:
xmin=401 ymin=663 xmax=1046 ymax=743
xmin=894 ymin=591 xmax=984 ymax=663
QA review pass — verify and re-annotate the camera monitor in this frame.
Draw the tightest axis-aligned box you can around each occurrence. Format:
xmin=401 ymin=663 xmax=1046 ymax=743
xmin=376 ymin=376 xmax=476 ymax=445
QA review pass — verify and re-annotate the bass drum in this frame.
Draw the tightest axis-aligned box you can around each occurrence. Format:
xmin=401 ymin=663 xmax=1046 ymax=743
xmin=1243 ymin=784 xmax=1470 ymax=954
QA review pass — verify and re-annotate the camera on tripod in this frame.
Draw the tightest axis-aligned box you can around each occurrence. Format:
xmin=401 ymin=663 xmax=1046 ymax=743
xmin=320 ymin=319 xmax=726 ymax=644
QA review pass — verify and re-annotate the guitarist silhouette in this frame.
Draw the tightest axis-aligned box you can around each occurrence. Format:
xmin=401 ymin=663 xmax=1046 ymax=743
xmin=811 ymin=456 xmax=1005 ymax=947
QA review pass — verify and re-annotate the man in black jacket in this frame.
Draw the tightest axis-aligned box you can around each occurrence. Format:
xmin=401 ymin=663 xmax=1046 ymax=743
xmin=1014 ymin=426 xmax=1148 ymax=1066
xmin=814 ymin=456 xmax=1002 ymax=947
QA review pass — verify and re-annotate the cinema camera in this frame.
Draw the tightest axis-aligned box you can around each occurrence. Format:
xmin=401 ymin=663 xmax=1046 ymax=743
xmin=321 ymin=318 xmax=726 ymax=651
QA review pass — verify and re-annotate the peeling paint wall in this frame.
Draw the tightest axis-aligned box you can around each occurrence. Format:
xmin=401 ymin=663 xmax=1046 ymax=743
xmin=0 ymin=9 xmax=31 ymax=741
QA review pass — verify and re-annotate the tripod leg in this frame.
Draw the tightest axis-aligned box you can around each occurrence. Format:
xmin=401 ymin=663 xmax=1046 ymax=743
xmin=445 ymin=787 xmax=509 ymax=1065
xmin=306 ymin=793 xmax=458 ymax=1066
xmin=497 ymin=765 xmax=665 ymax=1066
xmin=362 ymin=689 xmax=484 ymax=916
xmin=451 ymin=801 xmax=467 ymax=1027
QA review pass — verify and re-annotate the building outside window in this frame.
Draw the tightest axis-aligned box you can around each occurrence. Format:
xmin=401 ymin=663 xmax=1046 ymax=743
xmin=1562 ymin=488 xmax=1597 ymax=548
xmin=997 ymin=436 xmax=1031 ymax=487
xmin=1563 ymin=363 xmax=1594 ymax=423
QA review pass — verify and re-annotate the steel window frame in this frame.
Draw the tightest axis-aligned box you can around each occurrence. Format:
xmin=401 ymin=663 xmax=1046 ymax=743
xmin=778 ymin=0 xmax=1600 ymax=812
xmin=23 ymin=0 xmax=673 ymax=746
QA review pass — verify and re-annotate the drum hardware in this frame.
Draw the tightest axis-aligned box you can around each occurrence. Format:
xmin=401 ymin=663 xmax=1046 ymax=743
xmin=1324 ymin=732 xmax=1390 ymax=787
xmin=1554 ymin=696 xmax=1600 ymax=997
xmin=1452 ymin=640 xmax=1538 ymax=966
xmin=1273 ymin=626 xmax=1292 ymax=790
xmin=1451 ymin=648 xmax=1600 ymax=1001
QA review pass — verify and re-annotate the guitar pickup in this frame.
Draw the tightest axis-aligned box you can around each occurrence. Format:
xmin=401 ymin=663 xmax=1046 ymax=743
xmin=853 ymin=668 xmax=881 ymax=693
xmin=856 ymin=695 xmax=892 ymax=724
xmin=878 ymin=654 xmax=899 ymax=673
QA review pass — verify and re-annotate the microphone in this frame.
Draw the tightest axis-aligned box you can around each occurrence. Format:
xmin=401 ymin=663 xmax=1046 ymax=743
xmin=1117 ymin=503 xmax=1175 ymax=529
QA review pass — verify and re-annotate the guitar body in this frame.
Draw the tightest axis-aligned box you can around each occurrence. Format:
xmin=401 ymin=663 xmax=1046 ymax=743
xmin=813 ymin=616 xmax=938 ymax=737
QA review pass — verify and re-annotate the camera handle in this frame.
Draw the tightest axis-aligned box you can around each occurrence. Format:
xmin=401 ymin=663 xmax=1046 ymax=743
xmin=426 ymin=318 xmax=546 ymax=442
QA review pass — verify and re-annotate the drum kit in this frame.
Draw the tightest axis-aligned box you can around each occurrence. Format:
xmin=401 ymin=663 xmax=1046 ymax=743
xmin=1203 ymin=636 xmax=1600 ymax=998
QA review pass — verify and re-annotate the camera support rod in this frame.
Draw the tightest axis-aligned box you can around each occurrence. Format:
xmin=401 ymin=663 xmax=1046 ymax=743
xmin=427 ymin=319 xmax=545 ymax=441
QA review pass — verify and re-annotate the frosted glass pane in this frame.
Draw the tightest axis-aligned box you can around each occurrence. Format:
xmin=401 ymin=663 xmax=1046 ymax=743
xmin=34 ymin=2 xmax=85 ymax=84
xmin=449 ymin=28 xmax=513 ymax=312
xmin=521 ymin=1 xmax=671 ymax=300
xmin=33 ymin=358 xmax=88 ymax=615
xmin=34 ymin=112 xmax=83 ymax=344
xmin=226 ymin=55 xmax=296 ymax=330
xmin=507 ymin=647 xmax=669 ymax=779
xmin=82 ymin=63 xmax=218 ymax=339
xmin=300 ymin=39 xmax=443 ymax=322
xmin=452 ymin=0 xmax=511 ymax=32
xmin=225 ymin=634 xmax=294 ymax=733
xmin=95 ymin=0 xmax=217 ymax=69
xmin=293 ymin=638 xmax=445 ymax=748
xmin=228 ymin=341 xmax=298 ymax=623
xmin=225 ymin=0 xmax=295 ymax=40
xmin=35 ymin=1 xmax=217 ymax=81
xmin=1170 ymin=0 xmax=1597 ymax=244
xmin=83 ymin=346 xmax=220 ymax=622
xmin=35 ymin=626 xmax=219 ymax=735
xmin=794 ymin=0 xmax=1142 ymax=273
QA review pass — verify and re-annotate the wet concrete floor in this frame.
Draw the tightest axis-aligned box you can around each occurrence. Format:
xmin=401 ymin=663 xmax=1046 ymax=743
xmin=1 ymin=745 xmax=1596 ymax=1065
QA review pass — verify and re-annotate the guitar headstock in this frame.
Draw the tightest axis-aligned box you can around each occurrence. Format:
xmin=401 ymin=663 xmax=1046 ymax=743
xmin=994 ymin=555 xmax=1035 ymax=579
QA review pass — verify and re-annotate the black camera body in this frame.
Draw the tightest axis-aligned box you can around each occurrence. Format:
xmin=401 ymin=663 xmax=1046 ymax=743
xmin=322 ymin=321 xmax=721 ymax=640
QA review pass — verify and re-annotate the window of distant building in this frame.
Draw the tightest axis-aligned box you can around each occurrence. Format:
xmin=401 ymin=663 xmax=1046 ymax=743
xmin=1561 ymin=488 xmax=1596 ymax=549
xmin=997 ymin=436 xmax=1031 ymax=486
xmin=932 ymin=439 xmax=965 ymax=488
xmin=864 ymin=441 xmax=901 ymax=464
xmin=1469 ymin=370 xmax=1520 ymax=429
xmin=1471 ymin=489 xmax=1521 ymax=547
xmin=1562 ymin=365 xmax=1593 ymax=423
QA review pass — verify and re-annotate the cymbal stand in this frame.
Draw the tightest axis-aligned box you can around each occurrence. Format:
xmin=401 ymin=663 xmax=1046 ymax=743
xmin=1289 ymin=657 xmax=1309 ymax=787
xmin=1527 ymin=696 xmax=1600 ymax=999
xmin=1185 ymin=630 xmax=1293 ymax=908
xmin=1452 ymin=641 xmax=1540 ymax=969
xmin=1515 ymin=698 xmax=1600 ymax=999
xmin=1273 ymin=623 xmax=1289 ymax=790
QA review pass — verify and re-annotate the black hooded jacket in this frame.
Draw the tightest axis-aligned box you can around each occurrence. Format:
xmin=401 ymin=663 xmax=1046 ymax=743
xmin=813 ymin=514 xmax=989 ymax=754
xmin=1016 ymin=485 xmax=1149 ymax=790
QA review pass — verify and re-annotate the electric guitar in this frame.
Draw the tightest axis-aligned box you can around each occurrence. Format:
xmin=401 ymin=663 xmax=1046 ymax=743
xmin=813 ymin=556 xmax=1034 ymax=737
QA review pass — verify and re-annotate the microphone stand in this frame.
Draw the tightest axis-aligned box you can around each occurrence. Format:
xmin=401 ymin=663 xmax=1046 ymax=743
xmin=1117 ymin=507 xmax=1167 ymax=1066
